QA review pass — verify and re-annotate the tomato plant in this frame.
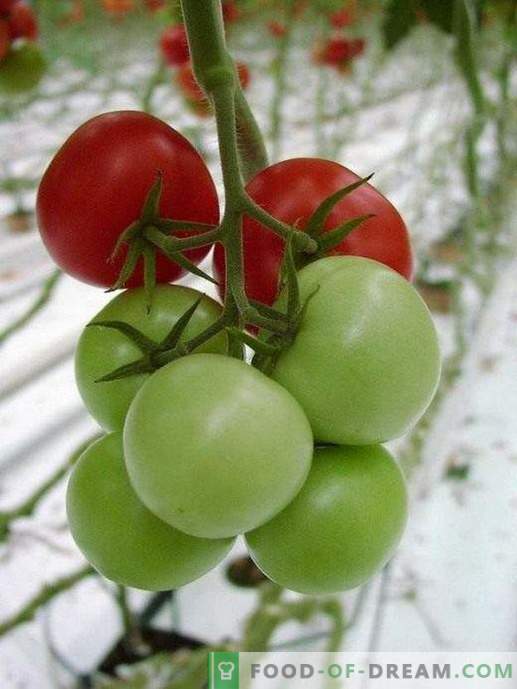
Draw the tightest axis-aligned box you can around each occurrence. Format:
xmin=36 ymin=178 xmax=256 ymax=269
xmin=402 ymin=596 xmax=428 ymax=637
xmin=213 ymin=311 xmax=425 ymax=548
xmin=37 ymin=111 xmax=220 ymax=288
xmin=124 ymin=354 xmax=313 ymax=539
xmin=75 ymin=285 xmax=227 ymax=432
xmin=160 ymin=24 xmax=190 ymax=66
xmin=176 ymin=60 xmax=250 ymax=116
xmin=271 ymin=256 xmax=440 ymax=445
xmin=246 ymin=444 xmax=408 ymax=594
xmin=67 ymin=434 xmax=235 ymax=590
xmin=213 ymin=158 xmax=413 ymax=308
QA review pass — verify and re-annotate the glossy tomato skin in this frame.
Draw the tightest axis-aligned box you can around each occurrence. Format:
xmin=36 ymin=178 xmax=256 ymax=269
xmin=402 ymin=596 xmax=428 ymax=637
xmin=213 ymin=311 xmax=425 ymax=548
xmin=271 ymin=256 xmax=441 ymax=445
xmin=124 ymin=354 xmax=313 ymax=539
xmin=67 ymin=433 xmax=235 ymax=590
xmin=75 ymin=285 xmax=227 ymax=432
xmin=160 ymin=24 xmax=189 ymax=66
xmin=8 ymin=1 xmax=38 ymax=40
xmin=213 ymin=158 xmax=413 ymax=308
xmin=0 ymin=19 xmax=10 ymax=60
xmin=37 ymin=111 xmax=219 ymax=288
xmin=246 ymin=444 xmax=408 ymax=594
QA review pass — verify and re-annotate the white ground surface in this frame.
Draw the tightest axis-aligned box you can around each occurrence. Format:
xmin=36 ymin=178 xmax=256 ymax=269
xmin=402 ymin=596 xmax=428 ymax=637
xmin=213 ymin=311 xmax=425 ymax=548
xmin=0 ymin=25 xmax=516 ymax=688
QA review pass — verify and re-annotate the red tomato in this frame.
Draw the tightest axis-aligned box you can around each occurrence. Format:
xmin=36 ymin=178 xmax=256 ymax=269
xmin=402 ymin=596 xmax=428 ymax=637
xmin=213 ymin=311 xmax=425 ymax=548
xmin=0 ymin=0 xmax=16 ymax=15
xmin=329 ymin=7 xmax=353 ymax=28
xmin=144 ymin=0 xmax=164 ymax=10
xmin=213 ymin=158 xmax=413 ymax=307
xmin=102 ymin=0 xmax=133 ymax=16
xmin=8 ymin=1 xmax=38 ymax=40
xmin=237 ymin=61 xmax=250 ymax=90
xmin=267 ymin=20 xmax=286 ymax=37
xmin=37 ymin=111 xmax=220 ymax=288
xmin=0 ymin=19 xmax=10 ymax=59
xmin=160 ymin=24 xmax=189 ymax=67
xmin=222 ymin=1 xmax=240 ymax=23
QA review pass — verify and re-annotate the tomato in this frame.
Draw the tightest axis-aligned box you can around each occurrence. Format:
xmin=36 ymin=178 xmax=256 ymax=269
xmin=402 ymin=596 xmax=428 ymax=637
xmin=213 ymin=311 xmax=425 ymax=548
xmin=222 ymin=1 xmax=240 ymax=23
xmin=37 ymin=111 xmax=219 ymax=288
xmin=144 ymin=0 xmax=164 ymax=10
xmin=271 ymin=256 xmax=441 ymax=445
xmin=0 ymin=42 xmax=45 ymax=93
xmin=0 ymin=0 xmax=15 ymax=15
xmin=267 ymin=20 xmax=286 ymax=37
xmin=0 ymin=19 xmax=10 ymax=60
xmin=67 ymin=434 xmax=234 ymax=590
xmin=124 ymin=353 xmax=313 ymax=539
xmin=160 ymin=24 xmax=189 ymax=66
xmin=329 ymin=7 xmax=353 ymax=27
xmin=315 ymin=35 xmax=365 ymax=67
xmin=213 ymin=158 xmax=413 ymax=308
xmin=102 ymin=0 xmax=133 ymax=15
xmin=8 ymin=1 xmax=38 ymax=40
xmin=246 ymin=444 xmax=408 ymax=594
xmin=75 ymin=285 xmax=227 ymax=432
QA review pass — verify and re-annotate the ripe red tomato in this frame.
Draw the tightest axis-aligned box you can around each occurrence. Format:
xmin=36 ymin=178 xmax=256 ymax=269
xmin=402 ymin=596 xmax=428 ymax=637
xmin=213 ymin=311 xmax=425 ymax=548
xmin=213 ymin=158 xmax=413 ymax=308
xmin=8 ymin=1 xmax=38 ymax=41
xmin=102 ymin=0 xmax=133 ymax=16
xmin=144 ymin=0 xmax=164 ymax=10
xmin=37 ymin=111 xmax=219 ymax=288
xmin=329 ymin=7 xmax=353 ymax=28
xmin=160 ymin=24 xmax=189 ymax=67
xmin=267 ymin=20 xmax=286 ymax=37
xmin=222 ymin=1 xmax=240 ymax=23
xmin=0 ymin=19 xmax=10 ymax=60
xmin=0 ymin=0 xmax=16 ymax=15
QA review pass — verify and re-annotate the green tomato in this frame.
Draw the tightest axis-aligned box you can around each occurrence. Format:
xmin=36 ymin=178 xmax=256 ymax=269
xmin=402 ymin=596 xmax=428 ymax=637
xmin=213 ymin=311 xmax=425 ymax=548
xmin=66 ymin=433 xmax=234 ymax=591
xmin=124 ymin=353 xmax=313 ymax=539
xmin=272 ymin=256 xmax=441 ymax=445
xmin=75 ymin=285 xmax=227 ymax=431
xmin=0 ymin=43 xmax=46 ymax=95
xmin=246 ymin=444 xmax=408 ymax=594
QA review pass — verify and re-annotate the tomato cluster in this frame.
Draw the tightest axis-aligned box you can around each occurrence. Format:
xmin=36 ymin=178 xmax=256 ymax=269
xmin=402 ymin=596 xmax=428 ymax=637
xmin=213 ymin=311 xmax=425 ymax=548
xmin=0 ymin=0 xmax=45 ymax=94
xmin=37 ymin=109 xmax=440 ymax=595
xmin=314 ymin=35 xmax=365 ymax=70
xmin=159 ymin=22 xmax=250 ymax=117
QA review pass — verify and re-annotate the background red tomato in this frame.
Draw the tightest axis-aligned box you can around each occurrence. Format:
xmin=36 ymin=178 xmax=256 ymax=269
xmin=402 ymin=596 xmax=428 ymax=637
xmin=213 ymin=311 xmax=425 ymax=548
xmin=177 ymin=61 xmax=250 ymax=113
xmin=37 ymin=111 xmax=220 ymax=288
xmin=213 ymin=158 xmax=413 ymax=307
xmin=0 ymin=19 xmax=10 ymax=59
xmin=160 ymin=24 xmax=189 ymax=66
xmin=8 ymin=1 xmax=38 ymax=40
xmin=0 ymin=0 xmax=15 ymax=15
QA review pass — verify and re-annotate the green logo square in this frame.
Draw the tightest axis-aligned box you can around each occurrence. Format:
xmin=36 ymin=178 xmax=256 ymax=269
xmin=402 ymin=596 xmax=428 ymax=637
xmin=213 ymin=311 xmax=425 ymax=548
xmin=208 ymin=651 xmax=240 ymax=689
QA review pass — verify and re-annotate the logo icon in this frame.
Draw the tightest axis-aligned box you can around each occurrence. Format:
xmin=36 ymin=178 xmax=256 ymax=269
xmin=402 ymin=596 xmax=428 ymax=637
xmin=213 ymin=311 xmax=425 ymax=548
xmin=209 ymin=651 xmax=240 ymax=688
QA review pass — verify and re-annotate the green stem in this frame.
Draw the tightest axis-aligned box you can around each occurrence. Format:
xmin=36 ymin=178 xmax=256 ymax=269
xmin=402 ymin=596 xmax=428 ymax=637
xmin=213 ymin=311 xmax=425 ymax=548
xmin=0 ymin=435 xmax=98 ymax=541
xmin=269 ymin=0 xmax=296 ymax=161
xmin=0 ymin=270 xmax=62 ymax=348
xmin=0 ymin=566 xmax=95 ymax=638
xmin=234 ymin=87 xmax=269 ymax=180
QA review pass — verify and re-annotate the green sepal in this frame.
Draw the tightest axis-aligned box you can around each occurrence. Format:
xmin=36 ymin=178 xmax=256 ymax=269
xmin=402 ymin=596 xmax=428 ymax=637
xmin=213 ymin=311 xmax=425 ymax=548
xmin=159 ymin=297 xmax=203 ymax=350
xmin=305 ymin=175 xmax=374 ymax=238
xmin=316 ymin=214 xmax=374 ymax=254
xmin=87 ymin=320 xmax=156 ymax=353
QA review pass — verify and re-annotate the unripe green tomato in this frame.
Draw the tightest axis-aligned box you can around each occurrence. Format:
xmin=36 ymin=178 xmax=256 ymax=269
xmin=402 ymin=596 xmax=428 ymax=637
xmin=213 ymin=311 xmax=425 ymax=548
xmin=66 ymin=433 xmax=234 ymax=591
xmin=124 ymin=353 xmax=313 ymax=539
xmin=75 ymin=285 xmax=227 ymax=431
xmin=272 ymin=256 xmax=441 ymax=445
xmin=246 ymin=444 xmax=408 ymax=594
xmin=0 ymin=43 xmax=46 ymax=94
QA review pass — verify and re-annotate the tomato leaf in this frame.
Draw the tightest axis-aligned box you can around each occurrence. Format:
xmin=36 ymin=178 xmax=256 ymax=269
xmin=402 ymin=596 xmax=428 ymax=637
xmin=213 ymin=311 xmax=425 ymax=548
xmin=305 ymin=175 xmax=374 ymax=238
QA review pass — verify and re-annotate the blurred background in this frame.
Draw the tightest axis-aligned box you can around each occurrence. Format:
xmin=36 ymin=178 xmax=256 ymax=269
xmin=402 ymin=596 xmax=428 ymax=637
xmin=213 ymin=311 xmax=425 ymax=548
xmin=0 ymin=1 xmax=516 ymax=687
